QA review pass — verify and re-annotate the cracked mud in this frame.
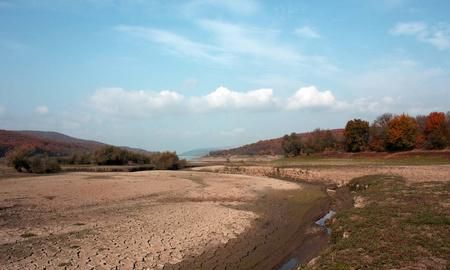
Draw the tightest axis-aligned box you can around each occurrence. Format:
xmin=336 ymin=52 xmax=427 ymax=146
xmin=0 ymin=170 xmax=327 ymax=270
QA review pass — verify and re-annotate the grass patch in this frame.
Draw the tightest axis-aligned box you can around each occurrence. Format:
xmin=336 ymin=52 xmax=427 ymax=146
xmin=274 ymin=155 xmax=450 ymax=168
xmin=304 ymin=175 xmax=450 ymax=270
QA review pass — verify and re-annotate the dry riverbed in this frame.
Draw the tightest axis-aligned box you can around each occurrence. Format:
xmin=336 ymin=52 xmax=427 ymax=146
xmin=0 ymin=170 xmax=328 ymax=270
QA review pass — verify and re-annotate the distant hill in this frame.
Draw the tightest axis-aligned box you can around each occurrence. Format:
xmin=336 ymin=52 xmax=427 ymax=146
xmin=210 ymin=129 xmax=344 ymax=156
xmin=0 ymin=129 xmax=151 ymax=157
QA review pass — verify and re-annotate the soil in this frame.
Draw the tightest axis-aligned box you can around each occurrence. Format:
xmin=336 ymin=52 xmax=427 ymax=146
xmin=0 ymin=170 xmax=329 ymax=270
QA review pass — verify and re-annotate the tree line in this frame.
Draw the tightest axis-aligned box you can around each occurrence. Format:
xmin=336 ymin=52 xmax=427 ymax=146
xmin=6 ymin=145 xmax=186 ymax=173
xmin=282 ymin=111 xmax=450 ymax=156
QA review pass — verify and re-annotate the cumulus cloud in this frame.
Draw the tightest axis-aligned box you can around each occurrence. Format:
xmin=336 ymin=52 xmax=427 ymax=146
xmin=294 ymin=26 xmax=321 ymax=39
xmin=390 ymin=21 xmax=450 ymax=50
xmin=88 ymin=85 xmax=401 ymax=117
xmin=89 ymin=87 xmax=184 ymax=116
xmin=35 ymin=105 xmax=49 ymax=115
xmin=286 ymin=86 xmax=336 ymax=110
xmin=195 ymin=86 xmax=276 ymax=110
xmin=89 ymin=86 xmax=277 ymax=116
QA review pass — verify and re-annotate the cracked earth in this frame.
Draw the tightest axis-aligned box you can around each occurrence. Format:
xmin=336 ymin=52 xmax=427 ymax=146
xmin=0 ymin=170 xmax=324 ymax=270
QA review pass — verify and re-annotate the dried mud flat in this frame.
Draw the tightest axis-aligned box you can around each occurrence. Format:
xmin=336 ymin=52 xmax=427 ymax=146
xmin=0 ymin=171 xmax=328 ymax=270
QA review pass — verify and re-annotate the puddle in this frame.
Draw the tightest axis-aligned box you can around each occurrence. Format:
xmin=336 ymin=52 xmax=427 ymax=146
xmin=278 ymin=257 xmax=299 ymax=270
xmin=315 ymin=210 xmax=336 ymax=235
xmin=277 ymin=210 xmax=336 ymax=270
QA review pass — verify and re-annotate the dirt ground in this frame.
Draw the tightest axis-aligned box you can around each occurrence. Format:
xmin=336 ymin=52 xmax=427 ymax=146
xmin=193 ymin=164 xmax=450 ymax=186
xmin=0 ymin=170 xmax=327 ymax=270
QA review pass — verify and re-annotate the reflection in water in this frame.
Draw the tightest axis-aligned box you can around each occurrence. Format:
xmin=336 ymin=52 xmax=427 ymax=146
xmin=315 ymin=210 xmax=336 ymax=235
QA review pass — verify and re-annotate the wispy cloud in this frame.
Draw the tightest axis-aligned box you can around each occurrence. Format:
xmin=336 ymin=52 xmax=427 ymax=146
xmin=183 ymin=0 xmax=260 ymax=16
xmin=35 ymin=106 xmax=49 ymax=115
xmin=116 ymin=25 xmax=232 ymax=64
xmin=390 ymin=21 xmax=450 ymax=50
xmin=294 ymin=26 xmax=321 ymax=39
xmin=198 ymin=19 xmax=302 ymax=63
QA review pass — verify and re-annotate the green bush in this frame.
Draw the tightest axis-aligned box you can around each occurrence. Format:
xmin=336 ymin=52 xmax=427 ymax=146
xmin=6 ymin=147 xmax=33 ymax=172
xmin=6 ymin=148 xmax=61 ymax=174
xmin=29 ymin=156 xmax=61 ymax=174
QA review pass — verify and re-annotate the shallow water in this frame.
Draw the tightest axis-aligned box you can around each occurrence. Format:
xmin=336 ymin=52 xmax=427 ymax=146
xmin=315 ymin=210 xmax=336 ymax=235
xmin=277 ymin=210 xmax=336 ymax=270
xmin=278 ymin=257 xmax=299 ymax=270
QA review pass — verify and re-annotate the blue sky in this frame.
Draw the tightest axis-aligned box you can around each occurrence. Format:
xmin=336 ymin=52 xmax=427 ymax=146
xmin=1 ymin=0 xmax=449 ymax=152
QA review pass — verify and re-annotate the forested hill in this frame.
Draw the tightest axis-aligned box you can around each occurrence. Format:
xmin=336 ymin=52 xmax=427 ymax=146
xmin=210 ymin=129 xmax=344 ymax=156
xmin=0 ymin=130 xmax=107 ymax=157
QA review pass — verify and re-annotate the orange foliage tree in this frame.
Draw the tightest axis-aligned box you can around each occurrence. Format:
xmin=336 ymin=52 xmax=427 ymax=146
xmin=386 ymin=114 xmax=418 ymax=151
xmin=424 ymin=112 xmax=448 ymax=149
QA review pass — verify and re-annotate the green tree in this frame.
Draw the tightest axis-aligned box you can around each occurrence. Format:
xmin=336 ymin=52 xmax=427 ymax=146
xmin=281 ymin=133 xmax=302 ymax=157
xmin=344 ymin=119 xmax=369 ymax=152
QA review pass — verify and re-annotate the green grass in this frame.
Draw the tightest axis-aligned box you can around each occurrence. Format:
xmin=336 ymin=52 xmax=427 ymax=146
xmin=273 ymin=155 xmax=450 ymax=168
xmin=303 ymin=175 xmax=450 ymax=269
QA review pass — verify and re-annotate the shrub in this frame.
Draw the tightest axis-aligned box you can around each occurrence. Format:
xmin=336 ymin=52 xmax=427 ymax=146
xmin=6 ymin=148 xmax=61 ymax=174
xmin=6 ymin=147 xmax=33 ymax=172
xmin=344 ymin=119 xmax=369 ymax=152
xmin=281 ymin=133 xmax=302 ymax=156
xmin=151 ymin=151 xmax=185 ymax=170
xmin=29 ymin=155 xmax=61 ymax=174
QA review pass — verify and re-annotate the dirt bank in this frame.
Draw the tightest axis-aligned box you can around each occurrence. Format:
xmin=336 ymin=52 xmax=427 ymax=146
xmin=192 ymin=164 xmax=450 ymax=186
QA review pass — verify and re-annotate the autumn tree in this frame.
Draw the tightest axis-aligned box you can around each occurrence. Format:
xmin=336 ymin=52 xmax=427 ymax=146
xmin=386 ymin=114 xmax=418 ymax=151
xmin=415 ymin=114 xmax=427 ymax=148
xmin=344 ymin=119 xmax=369 ymax=152
xmin=368 ymin=113 xmax=393 ymax=152
xmin=281 ymin=133 xmax=302 ymax=156
xmin=302 ymin=129 xmax=338 ymax=154
xmin=423 ymin=112 xmax=448 ymax=149
xmin=446 ymin=112 xmax=450 ymax=144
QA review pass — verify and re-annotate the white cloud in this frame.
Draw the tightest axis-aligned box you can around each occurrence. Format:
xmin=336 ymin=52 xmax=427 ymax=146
xmin=195 ymin=86 xmax=276 ymax=110
xmin=219 ymin=128 xmax=246 ymax=137
xmin=116 ymin=20 xmax=336 ymax=73
xmin=116 ymin=25 xmax=231 ymax=64
xmin=35 ymin=105 xmax=49 ymax=115
xmin=390 ymin=21 xmax=450 ymax=50
xmin=89 ymin=87 xmax=184 ymax=116
xmin=183 ymin=78 xmax=199 ymax=88
xmin=294 ymin=26 xmax=320 ymax=39
xmin=198 ymin=19 xmax=301 ymax=62
xmin=286 ymin=86 xmax=336 ymax=110
xmin=88 ymin=85 xmax=407 ymax=117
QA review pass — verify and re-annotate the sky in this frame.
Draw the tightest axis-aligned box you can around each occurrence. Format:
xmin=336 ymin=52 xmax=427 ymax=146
xmin=0 ymin=0 xmax=450 ymax=153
